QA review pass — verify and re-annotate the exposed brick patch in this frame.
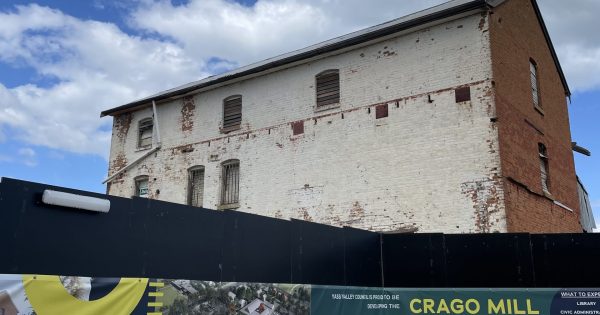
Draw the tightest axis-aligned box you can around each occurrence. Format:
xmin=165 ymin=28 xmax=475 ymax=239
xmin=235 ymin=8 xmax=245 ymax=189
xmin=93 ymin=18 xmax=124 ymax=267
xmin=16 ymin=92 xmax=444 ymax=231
xmin=461 ymin=178 xmax=501 ymax=233
xmin=382 ymin=50 xmax=397 ymax=57
xmin=298 ymin=208 xmax=313 ymax=222
xmin=478 ymin=12 xmax=487 ymax=31
xmin=181 ymin=96 xmax=195 ymax=132
xmin=114 ymin=113 xmax=132 ymax=141
xmin=171 ymin=144 xmax=194 ymax=155
xmin=350 ymin=201 xmax=365 ymax=220
xmin=108 ymin=152 xmax=128 ymax=183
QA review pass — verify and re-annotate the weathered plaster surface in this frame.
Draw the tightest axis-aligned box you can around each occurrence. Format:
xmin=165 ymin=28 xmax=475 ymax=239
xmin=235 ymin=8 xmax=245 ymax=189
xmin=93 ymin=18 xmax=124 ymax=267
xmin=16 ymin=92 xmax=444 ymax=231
xmin=107 ymin=13 xmax=506 ymax=233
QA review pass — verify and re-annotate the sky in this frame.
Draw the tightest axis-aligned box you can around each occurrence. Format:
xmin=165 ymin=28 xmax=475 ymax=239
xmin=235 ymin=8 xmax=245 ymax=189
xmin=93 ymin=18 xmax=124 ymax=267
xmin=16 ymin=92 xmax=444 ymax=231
xmin=0 ymin=0 xmax=598 ymax=227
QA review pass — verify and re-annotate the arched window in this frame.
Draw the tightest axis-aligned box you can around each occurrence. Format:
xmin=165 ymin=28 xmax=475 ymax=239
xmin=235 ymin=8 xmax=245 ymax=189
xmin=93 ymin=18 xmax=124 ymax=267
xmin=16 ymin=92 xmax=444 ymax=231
xmin=134 ymin=175 xmax=149 ymax=198
xmin=188 ymin=166 xmax=205 ymax=207
xmin=315 ymin=69 xmax=340 ymax=107
xmin=223 ymin=95 xmax=242 ymax=131
xmin=530 ymin=59 xmax=541 ymax=108
xmin=138 ymin=118 xmax=153 ymax=148
xmin=220 ymin=159 xmax=240 ymax=207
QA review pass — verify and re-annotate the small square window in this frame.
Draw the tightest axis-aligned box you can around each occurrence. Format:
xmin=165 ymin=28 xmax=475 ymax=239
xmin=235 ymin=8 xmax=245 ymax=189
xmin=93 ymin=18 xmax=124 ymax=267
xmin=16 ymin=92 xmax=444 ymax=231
xmin=135 ymin=176 xmax=149 ymax=198
xmin=375 ymin=104 xmax=388 ymax=119
xmin=292 ymin=121 xmax=304 ymax=135
xmin=455 ymin=86 xmax=471 ymax=103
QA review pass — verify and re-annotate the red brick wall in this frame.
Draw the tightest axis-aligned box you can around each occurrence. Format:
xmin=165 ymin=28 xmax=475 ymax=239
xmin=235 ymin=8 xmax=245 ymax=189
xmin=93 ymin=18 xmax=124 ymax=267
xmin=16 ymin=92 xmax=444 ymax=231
xmin=489 ymin=0 xmax=581 ymax=232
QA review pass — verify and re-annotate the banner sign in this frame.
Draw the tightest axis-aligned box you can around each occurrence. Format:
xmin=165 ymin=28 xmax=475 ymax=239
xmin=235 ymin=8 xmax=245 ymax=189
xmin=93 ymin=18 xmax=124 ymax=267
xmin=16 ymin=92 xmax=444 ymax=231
xmin=1 ymin=274 xmax=599 ymax=315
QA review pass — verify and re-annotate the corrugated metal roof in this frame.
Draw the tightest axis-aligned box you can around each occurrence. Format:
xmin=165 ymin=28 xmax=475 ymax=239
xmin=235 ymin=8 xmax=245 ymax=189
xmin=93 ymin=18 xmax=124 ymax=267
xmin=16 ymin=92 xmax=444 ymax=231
xmin=100 ymin=0 xmax=569 ymax=117
xmin=101 ymin=0 xmax=493 ymax=117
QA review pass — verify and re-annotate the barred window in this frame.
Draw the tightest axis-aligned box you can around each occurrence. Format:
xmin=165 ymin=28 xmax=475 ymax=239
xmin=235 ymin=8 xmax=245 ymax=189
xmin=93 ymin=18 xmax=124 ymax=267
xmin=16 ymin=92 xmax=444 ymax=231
xmin=188 ymin=166 xmax=205 ymax=207
xmin=530 ymin=59 xmax=541 ymax=108
xmin=316 ymin=69 xmax=340 ymax=107
xmin=223 ymin=95 xmax=242 ymax=131
xmin=135 ymin=176 xmax=149 ymax=198
xmin=221 ymin=159 xmax=240 ymax=207
xmin=539 ymin=143 xmax=550 ymax=193
xmin=138 ymin=118 xmax=153 ymax=148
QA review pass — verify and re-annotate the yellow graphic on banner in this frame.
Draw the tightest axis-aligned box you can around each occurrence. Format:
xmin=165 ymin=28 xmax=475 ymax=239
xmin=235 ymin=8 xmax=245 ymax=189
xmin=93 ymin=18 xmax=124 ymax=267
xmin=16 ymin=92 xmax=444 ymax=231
xmin=23 ymin=275 xmax=148 ymax=315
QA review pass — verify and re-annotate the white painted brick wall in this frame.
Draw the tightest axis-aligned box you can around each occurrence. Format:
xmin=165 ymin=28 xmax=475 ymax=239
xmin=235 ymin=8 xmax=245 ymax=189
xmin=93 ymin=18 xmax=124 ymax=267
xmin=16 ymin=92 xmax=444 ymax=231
xmin=107 ymin=13 xmax=507 ymax=233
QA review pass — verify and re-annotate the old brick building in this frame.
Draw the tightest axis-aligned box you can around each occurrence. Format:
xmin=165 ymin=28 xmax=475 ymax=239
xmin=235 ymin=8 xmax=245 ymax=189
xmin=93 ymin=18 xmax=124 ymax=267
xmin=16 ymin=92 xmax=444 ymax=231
xmin=101 ymin=0 xmax=583 ymax=233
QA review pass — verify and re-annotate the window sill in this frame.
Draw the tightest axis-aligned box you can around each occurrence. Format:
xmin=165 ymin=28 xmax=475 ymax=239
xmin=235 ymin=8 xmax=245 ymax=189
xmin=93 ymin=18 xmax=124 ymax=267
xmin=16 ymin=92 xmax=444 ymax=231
xmin=218 ymin=203 xmax=240 ymax=210
xmin=553 ymin=200 xmax=574 ymax=213
xmin=542 ymin=191 xmax=574 ymax=212
xmin=220 ymin=126 xmax=241 ymax=134
xmin=314 ymin=103 xmax=340 ymax=113
xmin=542 ymin=190 xmax=552 ymax=199
xmin=135 ymin=146 xmax=152 ymax=152
xmin=534 ymin=104 xmax=545 ymax=116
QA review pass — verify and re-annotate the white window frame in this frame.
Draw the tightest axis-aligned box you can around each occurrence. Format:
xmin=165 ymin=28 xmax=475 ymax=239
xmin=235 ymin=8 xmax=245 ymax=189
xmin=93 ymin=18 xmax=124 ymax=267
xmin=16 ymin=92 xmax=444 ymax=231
xmin=538 ymin=143 xmax=550 ymax=194
xmin=135 ymin=176 xmax=149 ymax=198
xmin=138 ymin=118 xmax=153 ymax=149
xmin=530 ymin=59 xmax=541 ymax=110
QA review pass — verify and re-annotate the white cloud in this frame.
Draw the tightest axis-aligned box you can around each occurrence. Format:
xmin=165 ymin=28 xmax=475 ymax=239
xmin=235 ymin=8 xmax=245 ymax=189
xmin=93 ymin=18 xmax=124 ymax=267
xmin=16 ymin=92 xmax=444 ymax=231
xmin=0 ymin=154 xmax=13 ymax=163
xmin=0 ymin=4 xmax=209 ymax=159
xmin=129 ymin=0 xmax=443 ymax=67
xmin=538 ymin=0 xmax=600 ymax=93
xmin=18 ymin=147 xmax=35 ymax=157
xmin=129 ymin=0 xmax=331 ymax=66
xmin=129 ymin=0 xmax=600 ymax=93
xmin=17 ymin=147 xmax=37 ymax=167
xmin=47 ymin=150 xmax=65 ymax=160
xmin=0 ymin=0 xmax=599 ymax=160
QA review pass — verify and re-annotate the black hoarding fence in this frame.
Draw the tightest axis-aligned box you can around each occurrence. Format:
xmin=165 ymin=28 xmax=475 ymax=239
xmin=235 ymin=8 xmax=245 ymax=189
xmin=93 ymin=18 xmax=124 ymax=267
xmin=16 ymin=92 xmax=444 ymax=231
xmin=1 ymin=177 xmax=600 ymax=287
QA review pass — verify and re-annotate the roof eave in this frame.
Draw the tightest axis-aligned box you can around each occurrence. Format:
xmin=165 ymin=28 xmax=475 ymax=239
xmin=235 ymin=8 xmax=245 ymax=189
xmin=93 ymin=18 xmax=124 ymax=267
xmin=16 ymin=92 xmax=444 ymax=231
xmin=100 ymin=0 xmax=491 ymax=118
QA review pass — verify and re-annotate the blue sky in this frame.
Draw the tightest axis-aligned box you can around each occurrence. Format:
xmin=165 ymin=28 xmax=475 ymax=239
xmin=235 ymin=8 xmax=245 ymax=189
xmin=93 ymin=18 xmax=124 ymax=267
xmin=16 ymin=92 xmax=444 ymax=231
xmin=0 ymin=0 xmax=598 ymax=227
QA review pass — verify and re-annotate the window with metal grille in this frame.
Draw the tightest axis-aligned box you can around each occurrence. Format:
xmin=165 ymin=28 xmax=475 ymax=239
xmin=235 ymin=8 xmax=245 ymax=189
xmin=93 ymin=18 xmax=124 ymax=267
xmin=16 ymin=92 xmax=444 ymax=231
xmin=138 ymin=118 xmax=153 ymax=148
xmin=316 ymin=69 xmax=340 ymax=107
xmin=539 ymin=143 xmax=550 ymax=193
xmin=220 ymin=159 xmax=240 ymax=207
xmin=530 ymin=59 xmax=541 ymax=108
xmin=135 ymin=176 xmax=149 ymax=198
xmin=188 ymin=166 xmax=205 ymax=207
xmin=223 ymin=95 xmax=242 ymax=131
